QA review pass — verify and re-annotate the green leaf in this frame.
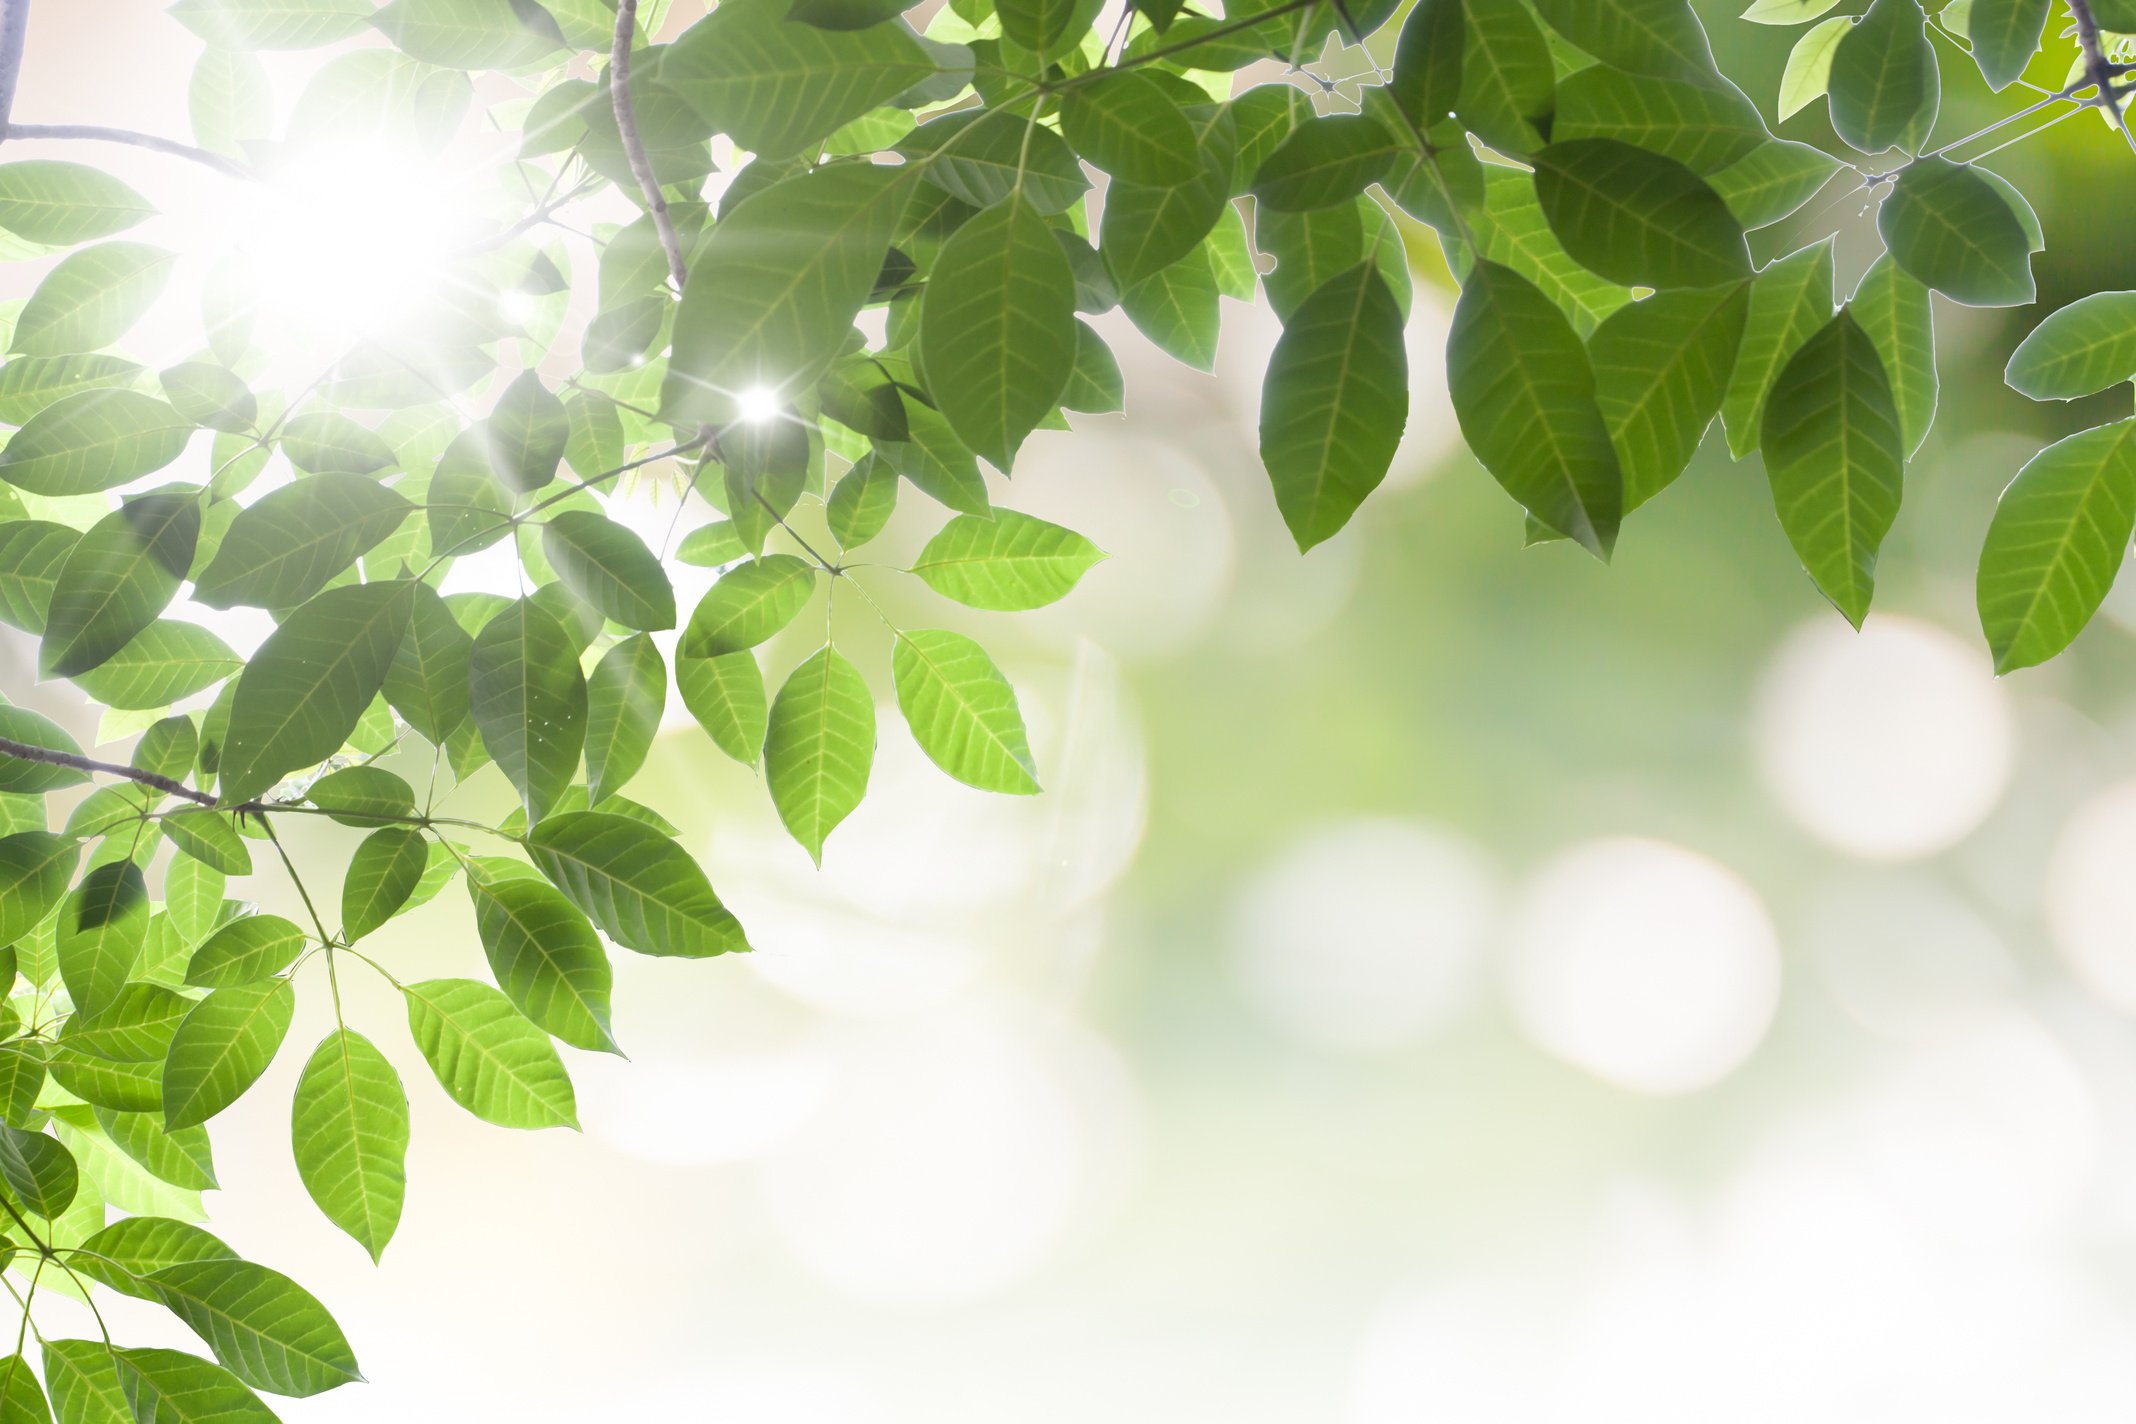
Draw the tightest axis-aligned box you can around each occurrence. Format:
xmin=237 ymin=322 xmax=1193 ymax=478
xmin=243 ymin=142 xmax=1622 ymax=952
xmin=278 ymin=411 xmax=396 ymax=476
xmin=666 ymin=0 xmax=936 ymax=158
xmin=1098 ymin=103 xmax=1234 ymax=290
xmin=996 ymin=0 xmax=1100 ymax=54
xmin=161 ymin=810 xmax=252 ymax=876
xmin=95 ymin=1108 xmax=217 ymax=1192
xmin=0 ymin=520 xmax=76 ymax=633
xmin=1828 ymin=0 xmax=1937 ymax=154
xmin=1448 ymin=259 xmax=1622 ymax=554
xmin=910 ymin=510 xmax=1105 ymax=610
xmin=162 ymin=979 xmax=295 ymax=1130
xmin=1063 ymin=319 xmax=1126 ymax=413
xmin=540 ymin=511 xmax=676 ymax=631
xmin=0 ymin=355 xmax=143 ymax=425
xmin=890 ymin=630 xmax=1040 ymax=794
xmin=0 ymin=162 xmax=155 ymax=245
xmin=0 ymin=1356 xmax=48 ymax=1424
xmin=1708 ymin=139 xmax=1844 ymax=229
xmin=1968 ymin=0 xmax=2047 ymax=89
xmin=1251 ymin=114 xmax=1402 ymax=213
xmin=1474 ymin=166 xmax=1633 ymax=336
xmin=1530 ymin=139 xmax=1748 ymax=289
xmin=918 ymin=193 xmax=1078 ymax=471
xmin=666 ymin=162 xmax=910 ymax=425
xmin=1877 ymin=156 xmax=2033 ymax=306
xmin=402 ymin=977 xmax=578 ymax=1129
xmin=677 ymin=651 xmax=768 ymax=767
xmin=1721 ymin=236 xmax=1835 ymax=458
xmin=1591 ymin=282 xmax=1751 ymax=512
xmin=0 ymin=389 xmax=192 ymax=497
xmin=72 ymin=1218 xmax=232 ymax=1297
xmin=1743 ymin=0 xmax=1843 ymax=21
xmin=467 ymin=870 xmax=617 ymax=1052
xmin=1059 ymin=71 xmax=1200 ymax=185
xmin=1852 ymin=251 xmax=1938 ymax=458
xmin=1458 ymin=0 xmax=1556 ymax=155
xmin=486 ymin=371 xmax=567 ymax=494
xmin=168 ymin=0 xmax=375 ymax=49
xmin=2007 ymin=291 xmax=2136 ymax=400
xmin=159 ymin=363 xmax=256 ymax=434
xmin=466 ymin=598 xmax=588 ymax=824
xmin=764 ymin=646 xmax=874 ymax=863
xmin=826 ymin=454 xmax=899 ymax=549
xmin=371 ymin=0 xmax=565 ymax=67
xmin=1977 ymin=420 xmax=2136 ymax=672
xmin=900 ymin=108 xmax=1090 ymax=217
xmin=40 ymin=492 xmax=199 ymax=678
xmin=0 ymin=1125 xmax=76 ymax=1218
xmin=12 ymin=243 xmax=174 ymax=357
xmin=306 ymin=766 xmax=416 ymax=826
xmin=217 ymin=581 xmax=417 ymax=806
xmin=0 ymin=833 xmax=77 ymax=944
xmin=43 ymin=1339 xmax=130 ymax=1424
xmin=113 ymin=1348 xmax=278 ymax=1424
xmin=341 ymin=828 xmax=428 ymax=943
xmin=184 ymin=914 xmax=305 ymax=990
xmin=1779 ymin=15 xmax=1851 ymax=120
xmin=192 ymin=474 xmax=411 ymax=610
xmin=57 ymin=861 xmax=148 ymax=1016
xmin=680 ymin=554 xmax=818 ymax=657
xmin=585 ymin=634 xmax=665 ymax=804
xmin=1552 ymin=65 xmax=1768 ymax=175
xmin=1388 ymin=0 xmax=1465 ymax=128
xmin=879 ymin=401 xmax=992 ymax=516
xmin=70 ymin=621 xmax=239 ymax=711
xmin=526 ymin=810 xmax=748 ymax=957
xmin=383 ymin=582 xmax=473 ymax=745
xmin=143 ymin=1257 xmax=359 ymax=1396
xmin=291 ymin=1029 xmax=408 ymax=1262
xmin=1259 ymin=263 xmax=1409 ymax=552
xmin=1529 ymin=0 xmax=1719 ymax=81
xmin=1761 ymin=310 xmax=1906 ymax=626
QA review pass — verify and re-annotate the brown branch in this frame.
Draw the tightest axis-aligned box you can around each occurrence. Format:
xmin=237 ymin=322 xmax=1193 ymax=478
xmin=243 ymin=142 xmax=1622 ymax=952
xmin=2066 ymin=0 xmax=2136 ymax=151
xmin=0 ymin=734 xmax=216 ymax=807
xmin=611 ymin=0 xmax=688 ymax=292
xmin=0 ymin=122 xmax=253 ymax=179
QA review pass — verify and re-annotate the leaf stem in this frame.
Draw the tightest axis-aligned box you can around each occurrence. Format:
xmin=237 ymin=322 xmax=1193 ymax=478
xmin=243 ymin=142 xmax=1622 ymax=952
xmin=612 ymin=0 xmax=689 ymax=292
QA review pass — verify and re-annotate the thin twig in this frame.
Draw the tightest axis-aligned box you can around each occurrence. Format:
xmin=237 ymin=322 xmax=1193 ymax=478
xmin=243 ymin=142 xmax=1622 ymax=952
xmin=0 ymin=0 xmax=28 ymax=134
xmin=0 ymin=122 xmax=252 ymax=178
xmin=611 ymin=0 xmax=688 ymax=291
xmin=0 ymin=733 xmax=215 ymax=806
xmin=2066 ymin=0 xmax=2136 ymax=152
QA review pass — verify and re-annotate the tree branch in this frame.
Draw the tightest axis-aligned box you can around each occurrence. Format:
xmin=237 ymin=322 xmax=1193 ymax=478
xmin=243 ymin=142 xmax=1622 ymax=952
xmin=2066 ymin=0 xmax=2136 ymax=151
xmin=0 ymin=734 xmax=217 ymax=807
xmin=611 ymin=0 xmax=688 ymax=292
xmin=0 ymin=122 xmax=252 ymax=178
xmin=0 ymin=0 xmax=28 ymax=134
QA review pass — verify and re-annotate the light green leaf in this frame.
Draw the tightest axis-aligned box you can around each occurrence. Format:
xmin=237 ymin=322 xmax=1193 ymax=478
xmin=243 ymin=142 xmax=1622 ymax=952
xmin=1592 ymin=282 xmax=1751 ymax=512
xmin=1474 ymin=167 xmax=1634 ymax=337
xmin=826 ymin=454 xmax=898 ymax=550
xmin=1097 ymin=102 xmax=1234 ymax=291
xmin=0 ymin=521 xmax=77 ymax=633
xmin=0 ymin=833 xmax=75 ymax=945
xmin=0 ymin=355 xmax=143 ymax=425
xmin=382 ymin=582 xmax=473 ymax=745
xmin=306 ymin=766 xmax=416 ymax=827
xmin=918 ymin=193 xmax=1078 ymax=471
xmin=764 ymin=646 xmax=874 ymax=864
xmin=0 ymin=1354 xmax=44 ymax=1424
xmin=468 ymin=869 xmax=618 ymax=1052
xmin=1965 ymin=0 xmax=2046 ymax=89
xmin=402 ymin=977 xmax=578 ymax=1129
xmin=526 ymin=810 xmax=748 ymax=957
xmin=163 ymin=980 xmax=294 ymax=1130
xmin=371 ymin=0 xmax=565 ymax=67
xmin=665 ymin=0 xmax=936 ymax=158
xmin=12 ymin=243 xmax=174 ymax=357
xmin=0 ymin=708 xmax=92 ymax=795
xmin=1977 ymin=420 xmax=2136 ymax=672
xmin=486 ymin=371 xmax=567 ymax=493
xmin=910 ymin=510 xmax=1105 ymax=610
xmin=168 ymin=0 xmax=375 ymax=49
xmin=680 ymin=554 xmax=817 ymax=657
xmin=192 ymin=474 xmax=411 ymax=610
xmin=95 ymin=1108 xmax=217 ymax=1192
xmin=0 ymin=1125 xmax=76 ymax=1218
xmin=1744 ymin=0 xmax=1843 ymax=21
xmin=900 ymin=108 xmax=1090 ymax=217
xmin=467 ymin=598 xmax=588 ymax=824
xmin=540 ymin=511 xmax=676 ymax=631
xmin=71 ymin=620 xmax=240 ymax=711
xmin=1877 ymin=156 xmax=2034 ymax=306
xmin=0 ymin=389 xmax=192 ymax=497
xmin=1708 ymin=139 xmax=1843 ymax=228
xmin=40 ymin=492 xmax=200 ymax=678
xmin=292 ymin=1029 xmax=408 ymax=1263
xmin=217 ymin=580 xmax=417 ymax=806
xmin=57 ymin=861 xmax=148 ymax=1016
xmin=159 ymin=362 xmax=256 ymax=434
xmin=879 ymin=401 xmax=991 ymax=516
xmin=161 ymin=810 xmax=252 ymax=876
xmin=0 ymin=162 xmax=155 ymax=245
xmin=1852 ymin=251 xmax=1938 ymax=457
xmin=1761 ymin=310 xmax=1906 ymax=626
xmin=1779 ymin=14 xmax=1852 ymax=119
xmin=891 ymin=630 xmax=1039 ymax=794
xmin=184 ymin=914 xmax=305 ymax=990
xmin=278 ymin=411 xmax=395 ymax=476
xmin=1721 ymin=236 xmax=1836 ymax=457
xmin=1259 ymin=262 xmax=1409 ymax=552
xmin=585 ymin=634 xmax=665 ymax=804
xmin=144 ymin=1256 xmax=359 ymax=1397
xmin=2007 ymin=291 xmax=2136 ymax=400
xmin=43 ymin=1339 xmax=130 ymax=1424
xmin=677 ymin=651 xmax=768 ymax=767
xmin=113 ymin=1347 xmax=278 ymax=1424
xmin=1060 ymin=71 xmax=1200 ymax=185
xmin=341 ymin=828 xmax=427 ymax=943
xmin=60 ymin=983 xmax=189 ymax=1062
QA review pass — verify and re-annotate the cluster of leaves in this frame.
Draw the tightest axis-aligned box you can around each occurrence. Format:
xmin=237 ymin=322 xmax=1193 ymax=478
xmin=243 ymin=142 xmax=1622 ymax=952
xmin=0 ymin=0 xmax=2130 ymax=1414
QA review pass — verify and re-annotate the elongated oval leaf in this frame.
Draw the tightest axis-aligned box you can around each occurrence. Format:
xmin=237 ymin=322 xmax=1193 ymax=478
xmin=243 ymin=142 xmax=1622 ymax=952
xmin=540 ymin=511 xmax=676 ymax=631
xmin=584 ymin=634 xmax=665 ymax=804
xmin=40 ymin=491 xmax=200 ymax=678
xmin=2006 ymin=291 xmax=2136 ymax=401
xmin=911 ymin=510 xmax=1106 ymax=610
xmin=1877 ymin=156 xmax=2034 ymax=306
xmin=192 ymin=474 xmax=411 ymax=610
xmin=341 ymin=828 xmax=427 ymax=943
xmin=162 ymin=979 xmax=295 ymax=1130
xmin=526 ymin=810 xmax=748 ymax=957
xmin=184 ymin=914 xmax=305 ymax=990
xmin=144 ymin=1257 xmax=359 ymax=1397
xmin=291 ymin=1029 xmax=409 ymax=1263
xmin=677 ymin=651 xmax=768 ymax=768
xmin=891 ymin=630 xmax=1040 ymax=794
xmin=467 ymin=598 xmax=588 ymax=824
xmin=468 ymin=870 xmax=618 ymax=1051
xmin=764 ymin=646 xmax=874 ymax=864
xmin=0 ymin=389 xmax=191 ymax=497
xmin=1531 ymin=139 xmax=1748 ymax=289
xmin=402 ymin=977 xmax=577 ymax=1129
xmin=1977 ymin=420 xmax=2136 ymax=672
xmin=1828 ymin=0 xmax=1937 ymax=153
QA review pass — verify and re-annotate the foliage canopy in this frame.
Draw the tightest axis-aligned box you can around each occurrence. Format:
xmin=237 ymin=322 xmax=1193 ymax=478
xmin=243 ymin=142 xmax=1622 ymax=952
xmin=0 ymin=0 xmax=2131 ymax=1413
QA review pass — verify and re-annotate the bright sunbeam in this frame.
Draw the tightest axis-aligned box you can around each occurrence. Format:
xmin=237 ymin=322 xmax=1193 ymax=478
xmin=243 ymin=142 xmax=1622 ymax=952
xmin=737 ymin=385 xmax=782 ymax=423
xmin=235 ymin=138 xmax=485 ymax=345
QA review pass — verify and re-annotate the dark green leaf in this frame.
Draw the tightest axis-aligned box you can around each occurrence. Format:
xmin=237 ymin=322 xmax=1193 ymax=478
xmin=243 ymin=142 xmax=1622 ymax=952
xmin=1721 ymin=236 xmax=1836 ymax=457
xmin=2007 ymin=291 xmax=2136 ymax=401
xmin=468 ymin=598 xmax=588 ymax=824
xmin=70 ymin=621 xmax=239 ymax=710
xmin=0 ymin=833 xmax=75 ymax=944
xmin=1252 ymin=114 xmax=1402 ymax=213
xmin=1059 ymin=71 xmax=1200 ymax=185
xmin=1531 ymin=139 xmax=1747 ymax=289
xmin=1977 ymin=419 xmax=2136 ymax=672
xmin=540 ymin=511 xmax=676 ymax=630
xmin=193 ymin=474 xmax=411 ymax=610
xmin=0 ymin=1125 xmax=76 ymax=1218
xmin=585 ymin=634 xmax=665 ymax=803
xmin=41 ymin=491 xmax=199 ymax=678
xmin=1828 ymin=0 xmax=1937 ymax=154
xmin=383 ymin=582 xmax=474 ymax=745
xmin=1591 ymin=282 xmax=1750 ymax=512
xmin=487 ymin=371 xmax=567 ymax=494
xmin=1877 ymin=156 xmax=2034 ymax=306
xmin=1852 ymin=251 xmax=1938 ymax=457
